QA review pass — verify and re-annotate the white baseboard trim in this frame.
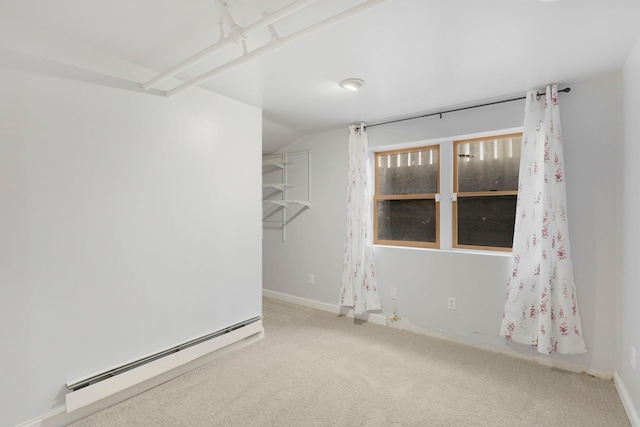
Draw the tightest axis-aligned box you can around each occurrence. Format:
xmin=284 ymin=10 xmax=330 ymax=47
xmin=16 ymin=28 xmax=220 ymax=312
xmin=15 ymin=407 xmax=66 ymax=427
xmin=263 ymin=289 xmax=388 ymax=326
xmin=615 ymin=371 xmax=640 ymax=427
xmin=263 ymin=289 xmax=614 ymax=380
xmin=381 ymin=316 xmax=613 ymax=379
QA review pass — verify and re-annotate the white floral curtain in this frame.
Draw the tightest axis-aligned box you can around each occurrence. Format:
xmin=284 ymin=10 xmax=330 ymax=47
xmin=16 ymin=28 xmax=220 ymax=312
xmin=500 ymin=85 xmax=587 ymax=355
xmin=339 ymin=124 xmax=381 ymax=314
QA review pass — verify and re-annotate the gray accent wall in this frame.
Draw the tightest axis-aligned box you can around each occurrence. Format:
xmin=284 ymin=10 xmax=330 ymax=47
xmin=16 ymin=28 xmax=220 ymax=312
xmin=620 ymin=36 xmax=640 ymax=420
xmin=263 ymin=72 xmax=621 ymax=378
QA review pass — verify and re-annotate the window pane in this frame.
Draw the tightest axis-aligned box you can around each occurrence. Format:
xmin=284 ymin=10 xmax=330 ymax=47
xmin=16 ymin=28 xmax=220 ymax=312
xmin=377 ymin=199 xmax=436 ymax=243
xmin=457 ymin=196 xmax=517 ymax=248
xmin=457 ymin=137 xmax=522 ymax=192
xmin=378 ymin=149 xmax=438 ymax=195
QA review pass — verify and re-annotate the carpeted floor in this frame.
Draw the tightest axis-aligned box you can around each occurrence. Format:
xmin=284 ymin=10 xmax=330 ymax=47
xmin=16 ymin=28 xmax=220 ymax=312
xmin=72 ymin=297 xmax=630 ymax=426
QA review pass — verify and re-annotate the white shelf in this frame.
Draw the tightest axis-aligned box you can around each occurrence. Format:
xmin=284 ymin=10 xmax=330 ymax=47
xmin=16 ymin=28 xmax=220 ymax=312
xmin=262 ymin=150 xmax=311 ymax=242
xmin=262 ymin=183 xmax=292 ymax=191
xmin=262 ymin=159 xmax=288 ymax=169
xmin=266 ymin=200 xmax=311 ymax=208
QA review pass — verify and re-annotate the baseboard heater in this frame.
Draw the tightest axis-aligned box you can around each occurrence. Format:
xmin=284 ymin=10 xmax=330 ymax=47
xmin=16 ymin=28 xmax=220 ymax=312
xmin=65 ymin=315 xmax=263 ymax=412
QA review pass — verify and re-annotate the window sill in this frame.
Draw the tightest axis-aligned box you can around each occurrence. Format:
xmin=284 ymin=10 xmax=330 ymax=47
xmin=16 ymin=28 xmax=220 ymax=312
xmin=373 ymin=244 xmax=513 ymax=258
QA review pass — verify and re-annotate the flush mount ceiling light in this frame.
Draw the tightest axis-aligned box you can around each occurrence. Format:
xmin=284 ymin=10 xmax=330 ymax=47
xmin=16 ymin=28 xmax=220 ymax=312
xmin=340 ymin=78 xmax=365 ymax=91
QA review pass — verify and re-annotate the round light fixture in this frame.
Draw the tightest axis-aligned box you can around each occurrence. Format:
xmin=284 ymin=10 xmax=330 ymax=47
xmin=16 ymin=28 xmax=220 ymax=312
xmin=340 ymin=78 xmax=365 ymax=91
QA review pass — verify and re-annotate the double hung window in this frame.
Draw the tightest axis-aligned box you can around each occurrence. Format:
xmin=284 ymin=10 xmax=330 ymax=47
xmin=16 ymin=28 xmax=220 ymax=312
xmin=373 ymin=132 xmax=522 ymax=252
xmin=453 ymin=134 xmax=522 ymax=251
xmin=374 ymin=146 xmax=440 ymax=248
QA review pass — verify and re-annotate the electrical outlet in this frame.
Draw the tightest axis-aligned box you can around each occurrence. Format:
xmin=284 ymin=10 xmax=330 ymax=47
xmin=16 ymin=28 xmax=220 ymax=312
xmin=632 ymin=346 xmax=636 ymax=371
xmin=390 ymin=287 xmax=398 ymax=299
xmin=308 ymin=274 xmax=315 ymax=285
xmin=447 ymin=297 xmax=457 ymax=311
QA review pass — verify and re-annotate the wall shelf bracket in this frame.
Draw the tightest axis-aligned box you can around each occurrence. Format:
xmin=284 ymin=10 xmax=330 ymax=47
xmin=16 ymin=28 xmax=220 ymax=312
xmin=262 ymin=149 xmax=311 ymax=242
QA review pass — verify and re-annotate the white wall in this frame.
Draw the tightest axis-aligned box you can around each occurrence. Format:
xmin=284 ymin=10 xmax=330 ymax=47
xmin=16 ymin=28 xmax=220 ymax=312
xmin=0 ymin=67 xmax=262 ymax=426
xmin=263 ymin=72 xmax=621 ymax=375
xmin=619 ymin=37 xmax=640 ymax=417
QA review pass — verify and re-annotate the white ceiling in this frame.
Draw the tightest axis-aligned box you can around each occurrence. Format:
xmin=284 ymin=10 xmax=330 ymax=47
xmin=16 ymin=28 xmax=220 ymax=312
xmin=1 ymin=0 xmax=639 ymax=153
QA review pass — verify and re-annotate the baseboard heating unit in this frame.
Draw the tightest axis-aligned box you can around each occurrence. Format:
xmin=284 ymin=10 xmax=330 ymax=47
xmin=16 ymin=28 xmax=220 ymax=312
xmin=65 ymin=316 xmax=263 ymax=412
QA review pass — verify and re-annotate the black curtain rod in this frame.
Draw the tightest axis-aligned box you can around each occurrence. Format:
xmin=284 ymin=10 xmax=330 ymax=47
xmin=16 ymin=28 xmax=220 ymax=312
xmin=365 ymin=87 xmax=571 ymax=129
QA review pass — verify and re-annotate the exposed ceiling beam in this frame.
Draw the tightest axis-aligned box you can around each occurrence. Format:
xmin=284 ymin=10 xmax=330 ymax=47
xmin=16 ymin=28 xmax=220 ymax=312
xmin=165 ymin=0 xmax=391 ymax=97
xmin=142 ymin=0 xmax=318 ymax=91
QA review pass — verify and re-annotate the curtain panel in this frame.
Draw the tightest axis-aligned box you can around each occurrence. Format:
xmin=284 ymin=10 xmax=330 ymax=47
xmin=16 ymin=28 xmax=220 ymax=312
xmin=500 ymin=85 xmax=587 ymax=355
xmin=340 ymin=124 xmax=382 ymax=314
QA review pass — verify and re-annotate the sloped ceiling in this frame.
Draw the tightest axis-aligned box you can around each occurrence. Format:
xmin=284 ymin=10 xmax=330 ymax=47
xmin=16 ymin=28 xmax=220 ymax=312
xmin=1 ymin=0 xmax=639 ymax=153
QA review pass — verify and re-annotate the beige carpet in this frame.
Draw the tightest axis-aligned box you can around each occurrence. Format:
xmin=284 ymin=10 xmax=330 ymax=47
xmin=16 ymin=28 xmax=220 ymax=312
xmin=72 ymin=297 xmax=629 ymax=426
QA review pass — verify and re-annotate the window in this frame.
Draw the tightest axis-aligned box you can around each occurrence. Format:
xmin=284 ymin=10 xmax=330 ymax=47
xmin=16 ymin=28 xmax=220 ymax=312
xmin=373 ymin=132 xmax=523 ymax=252
xmin=453 ymin=133 xmax=522 ymax=251
xmin=374 ymin=146 xmax=440 ymax=248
